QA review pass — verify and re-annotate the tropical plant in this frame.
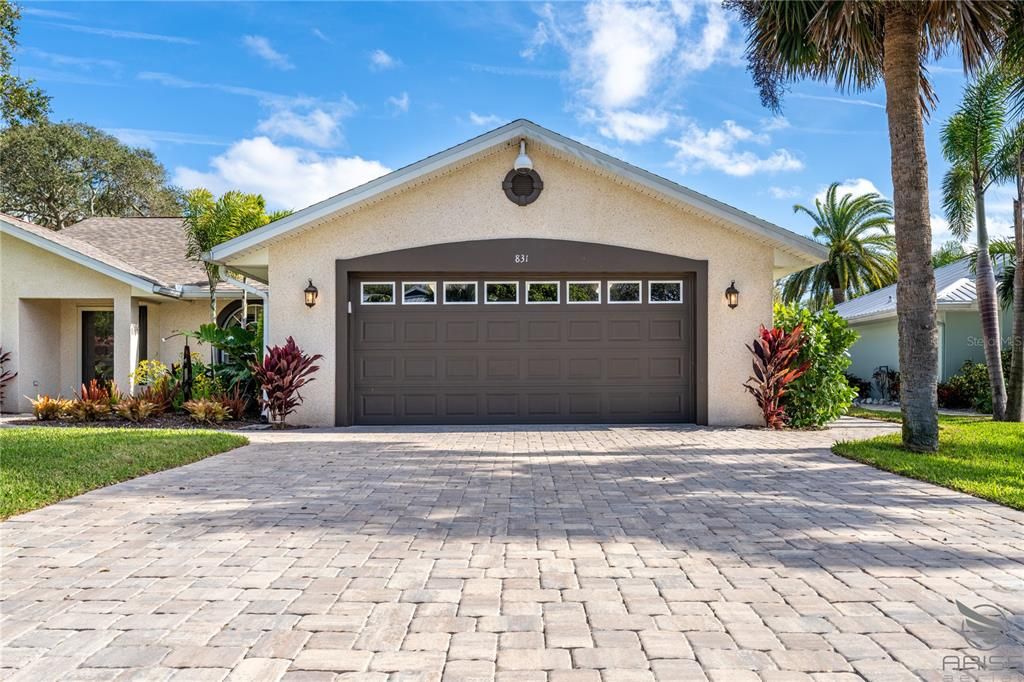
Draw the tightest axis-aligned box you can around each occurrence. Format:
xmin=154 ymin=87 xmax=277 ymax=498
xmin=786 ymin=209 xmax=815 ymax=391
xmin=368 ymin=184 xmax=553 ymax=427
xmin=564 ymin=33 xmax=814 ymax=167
xmin=251 ymin=337 xmax=323 ymax=428
xmin=0 ymin=0 xmax=51 ymax=127
xmin=941 ymin=67 xmax=1016 ymax=420
xmin=77 ymin=379 xmax=113 ymax=405
xmin=726 ymin=0 xmax=1014 ymax=449
xmin=0 ymin=122 xmax=181 ymax=229
xmin=137 ymin=382 xmax=176 ymax=416
xmin=183 ymin=189 xmax=291 ymax=325
xmin=1002 ymin=115 xmax=1024 ymax=421
xmin=194 ymin=323 xmax=260 ymax=398
xmin=782 ymin=184 xmax=897 ymax=308
xmin=130 ymin=359 xmax=170 ymax=387
xmin=115 ymin=397 xmax=158 ymax=423
xmin=0 ymin=346 xmax=15 ymax=410
xmin=29 ymin=395 xmax=69 ymax=421
xmin=65 ymin=399 xmax=111 ymax=422
xmin=183 ymin=399 xmax=230 ymax=424
xmin=773 ymin=304 xmax=859 ymax=428
xmin=932 ymin=240 xmax=967 ymax=268
xmin=216 ymin=386 xmax=250 ymax=422
xmin=743 ymin=324 xmax=811 ymax=429
xmin=966 ymin=238 xmax=1017 ymax=309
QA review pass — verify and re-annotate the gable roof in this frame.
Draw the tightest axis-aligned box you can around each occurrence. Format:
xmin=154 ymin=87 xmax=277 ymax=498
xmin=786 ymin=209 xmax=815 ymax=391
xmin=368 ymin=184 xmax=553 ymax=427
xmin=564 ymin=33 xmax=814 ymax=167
xmin=62 ymin=216 xmax=208 ymax=287
xmin=835 ymin=260 xmax=980 ymax=322
xmin=207 ymin=119 xmax=828 ymax=274
xmin=0 ymin=213 xmax=182 ymax=297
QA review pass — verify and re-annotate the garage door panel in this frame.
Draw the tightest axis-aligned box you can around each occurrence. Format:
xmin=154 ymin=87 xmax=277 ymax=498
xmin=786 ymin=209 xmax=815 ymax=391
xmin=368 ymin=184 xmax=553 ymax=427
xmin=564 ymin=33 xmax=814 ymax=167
xmin=404 ymin=356 xmax=438 ymax=379
xmin=445 ymin=320 xmax=478 ymax=343
xmin=362 ymin=320 xmax=396 ymax=343
xmin=608 ymin=319 xmax=643 ymax=341
xmin=404 ymin=320 xmax=437 ymax=343
xmin=486 ymin=357 xmax=520 ymax=380
xmin=567 ymin=320 xmax=601 ymax=341
xmin=527 ymin=320 xmax=560 ymax=342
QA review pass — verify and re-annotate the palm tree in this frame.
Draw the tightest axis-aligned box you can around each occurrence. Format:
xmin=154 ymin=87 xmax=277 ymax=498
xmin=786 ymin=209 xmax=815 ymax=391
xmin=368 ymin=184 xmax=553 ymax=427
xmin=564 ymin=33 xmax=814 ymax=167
xmin=966 ymin=239 xmax=1018 ymax=309
xmin=782 ymin=184 xmax=897 ymax=309
xmin=932 ymin=241 xmax=967 ymax=268
xmin=183 ymin=189 xmax=291 ymax=325
xmin=726 ymin=0 xmax=1013 ymax=451
xmin=941 ymin=68 xmax=1016 ymax=419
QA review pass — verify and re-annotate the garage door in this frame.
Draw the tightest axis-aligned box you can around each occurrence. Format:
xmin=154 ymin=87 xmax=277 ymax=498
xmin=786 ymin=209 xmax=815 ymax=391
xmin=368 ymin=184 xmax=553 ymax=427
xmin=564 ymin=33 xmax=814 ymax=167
xmin=349 ymin=274 xmax=696 ymax=424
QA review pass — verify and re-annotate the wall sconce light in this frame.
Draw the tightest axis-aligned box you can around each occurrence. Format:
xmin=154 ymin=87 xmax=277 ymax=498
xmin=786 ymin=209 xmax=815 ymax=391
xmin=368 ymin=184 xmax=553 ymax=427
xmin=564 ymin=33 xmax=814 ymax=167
xmin=304 ymin=279 xmax=319 ymax=308
xmin=725 ymin=281 xmax=739 ymax=309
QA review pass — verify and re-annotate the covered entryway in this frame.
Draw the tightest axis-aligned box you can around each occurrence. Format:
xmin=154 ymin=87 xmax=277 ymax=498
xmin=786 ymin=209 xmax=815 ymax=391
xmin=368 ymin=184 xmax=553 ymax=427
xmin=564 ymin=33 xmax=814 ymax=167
xmin=336 ymin=239 xmax=709 ymax=426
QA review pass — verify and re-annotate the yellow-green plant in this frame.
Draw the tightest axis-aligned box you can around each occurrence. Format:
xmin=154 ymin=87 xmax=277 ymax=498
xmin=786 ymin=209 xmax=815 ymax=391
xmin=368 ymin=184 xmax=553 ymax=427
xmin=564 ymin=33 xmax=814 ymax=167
xmin=65 ymin=399 xmax=110 ymax=422
xmin=29 ymin=395 xmax=70 ymax=421
xmin=131 ymin=359 xmax=169 ymax=387
xmin=183 ymin=399 xmax=230 ymax=424
xmin=115 ymin=397 xmax=158 ymax=422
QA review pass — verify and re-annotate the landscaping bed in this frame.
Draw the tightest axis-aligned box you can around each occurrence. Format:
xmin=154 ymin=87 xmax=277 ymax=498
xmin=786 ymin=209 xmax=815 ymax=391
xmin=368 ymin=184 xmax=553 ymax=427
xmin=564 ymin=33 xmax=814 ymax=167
xmin=836 ymin=407 xmax=1024 ymax=510
xmin=0 ymin=427 xmax=249 ymax=519
xmin=7 ymin=414 xmax=263 ymax=430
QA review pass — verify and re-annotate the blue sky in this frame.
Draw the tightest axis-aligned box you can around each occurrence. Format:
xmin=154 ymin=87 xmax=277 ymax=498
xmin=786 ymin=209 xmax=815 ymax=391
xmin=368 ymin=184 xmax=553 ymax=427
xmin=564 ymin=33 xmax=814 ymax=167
xmin=15 ymin=1 xmax=1019 ymax=245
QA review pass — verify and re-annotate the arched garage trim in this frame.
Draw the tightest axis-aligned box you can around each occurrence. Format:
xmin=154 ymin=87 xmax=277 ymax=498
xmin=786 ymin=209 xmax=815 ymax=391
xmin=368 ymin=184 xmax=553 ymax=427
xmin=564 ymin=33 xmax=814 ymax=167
xmin=335 ymin=238 xmax=708 ymax=426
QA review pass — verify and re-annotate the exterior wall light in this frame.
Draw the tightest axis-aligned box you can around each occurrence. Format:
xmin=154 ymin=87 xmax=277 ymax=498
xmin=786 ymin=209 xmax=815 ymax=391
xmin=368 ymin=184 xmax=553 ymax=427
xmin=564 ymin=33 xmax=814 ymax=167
xmin=304 ymin=279 xmax=319 ymax=308
xmin=725 ymin=281 xmax=739 ymax=309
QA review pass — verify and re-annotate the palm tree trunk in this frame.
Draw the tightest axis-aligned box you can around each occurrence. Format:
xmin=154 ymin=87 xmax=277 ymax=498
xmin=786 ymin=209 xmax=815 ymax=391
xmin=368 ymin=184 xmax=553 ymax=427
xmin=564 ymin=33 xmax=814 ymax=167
xmin=882 ymin=7 xmax=939 ymax=451
xmin=832 ymin=287 xmax=846 ymax=305
xmin=1007 ymin=153 xmax=1024 ymax=422
xmin=973 ymin=187 xmax=1007 ymax=419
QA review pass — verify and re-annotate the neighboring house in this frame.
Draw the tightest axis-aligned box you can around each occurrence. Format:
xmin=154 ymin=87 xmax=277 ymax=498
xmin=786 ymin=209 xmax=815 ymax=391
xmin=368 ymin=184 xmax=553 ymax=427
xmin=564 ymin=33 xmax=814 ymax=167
xmin=0 ymin=214 xmax=262 ymax=413
xmin=2 ymin=120 xmax=827 ymax=425
xmin=836 ymin=259 xmax=1015 ymax=383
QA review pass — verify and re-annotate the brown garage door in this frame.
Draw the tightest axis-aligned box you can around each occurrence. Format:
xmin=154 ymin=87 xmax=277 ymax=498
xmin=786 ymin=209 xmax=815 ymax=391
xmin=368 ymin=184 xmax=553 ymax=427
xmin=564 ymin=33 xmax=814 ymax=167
xmin=349 ymin=274 xmax=695 ymax=424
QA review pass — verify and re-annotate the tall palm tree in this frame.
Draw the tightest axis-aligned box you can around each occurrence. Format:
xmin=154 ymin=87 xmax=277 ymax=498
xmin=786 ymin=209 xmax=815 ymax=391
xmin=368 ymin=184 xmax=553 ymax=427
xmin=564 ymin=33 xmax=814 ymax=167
xmin=966 ymin=238 xmax=1018 ymax=309
xmin=726 ymin=0 xmax=1013 ymax=451
xmin=782 ymin=184 xmax=897 ymax=309
xmin=941 ymin=68 xmax=1016 ymax=419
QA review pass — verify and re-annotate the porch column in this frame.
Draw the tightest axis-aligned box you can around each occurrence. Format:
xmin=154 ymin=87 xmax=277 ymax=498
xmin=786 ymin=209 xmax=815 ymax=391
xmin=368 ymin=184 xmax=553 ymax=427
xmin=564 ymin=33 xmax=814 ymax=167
xmin=112 ymin=294 xmax=138 ymax=395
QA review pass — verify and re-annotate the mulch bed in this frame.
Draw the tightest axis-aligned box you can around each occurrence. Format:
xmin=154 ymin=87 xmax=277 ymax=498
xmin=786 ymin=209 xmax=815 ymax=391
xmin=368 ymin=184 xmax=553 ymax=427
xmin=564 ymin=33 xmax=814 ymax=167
xmin=7 ymin=414 xmax=267 ymax=430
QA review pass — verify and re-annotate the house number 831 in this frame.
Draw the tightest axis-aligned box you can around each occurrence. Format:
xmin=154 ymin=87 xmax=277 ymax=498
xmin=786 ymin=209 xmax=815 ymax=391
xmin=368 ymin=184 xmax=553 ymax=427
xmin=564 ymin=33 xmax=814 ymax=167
xmin=514 ymin=254 xmax=529 ymax=264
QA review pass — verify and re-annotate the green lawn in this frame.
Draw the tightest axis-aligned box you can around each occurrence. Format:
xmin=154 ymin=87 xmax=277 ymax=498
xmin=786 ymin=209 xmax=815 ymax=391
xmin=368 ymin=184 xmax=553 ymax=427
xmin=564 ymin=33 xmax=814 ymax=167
xmin=0 ymin=427 xmax=248 ymax=519
xmin=836 ymin=408 xmax=1024 ymax=510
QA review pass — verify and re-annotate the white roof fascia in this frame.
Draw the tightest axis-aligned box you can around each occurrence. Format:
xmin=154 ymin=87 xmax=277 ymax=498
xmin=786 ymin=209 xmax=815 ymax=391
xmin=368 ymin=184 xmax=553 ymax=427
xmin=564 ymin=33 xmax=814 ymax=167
xmin=2 ymin=219 xmax=181 ymax=299
xmin=208 ymin=120 xmax=828 ymax=266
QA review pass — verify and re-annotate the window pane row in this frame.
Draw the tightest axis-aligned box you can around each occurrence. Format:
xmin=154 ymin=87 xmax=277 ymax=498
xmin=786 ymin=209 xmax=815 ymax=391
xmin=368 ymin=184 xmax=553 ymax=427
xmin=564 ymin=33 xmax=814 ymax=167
xmin=360 ymin=280 xmax=684 ymax=305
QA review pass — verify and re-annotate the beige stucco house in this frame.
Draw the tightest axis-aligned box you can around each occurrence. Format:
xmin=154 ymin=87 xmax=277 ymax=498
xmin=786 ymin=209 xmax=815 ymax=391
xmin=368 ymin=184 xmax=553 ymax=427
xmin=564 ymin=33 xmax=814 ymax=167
xmin=2 ymin=120 xmax=826 ymax=425
xmin=0 ymin=214 xmax=262 ymax=413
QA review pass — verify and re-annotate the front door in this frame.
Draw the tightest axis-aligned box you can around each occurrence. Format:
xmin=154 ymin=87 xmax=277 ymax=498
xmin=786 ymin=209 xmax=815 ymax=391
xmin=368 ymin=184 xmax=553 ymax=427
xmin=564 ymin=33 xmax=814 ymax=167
xmin=81 ymin=310 xmax=114 ymax=385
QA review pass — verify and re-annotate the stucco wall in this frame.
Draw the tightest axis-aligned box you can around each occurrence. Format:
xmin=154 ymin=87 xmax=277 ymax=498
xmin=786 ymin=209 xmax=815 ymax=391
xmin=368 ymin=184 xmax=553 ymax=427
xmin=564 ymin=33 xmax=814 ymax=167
xmin=943 ymin=309 xmax=1015 ymax=379
xmin=0 ymin=233 xmax=228 ymax=412
xmin=266 ymin=144 xmax=774 ymax=426
xmin=845 ymin=319 xmax=899 ymax=383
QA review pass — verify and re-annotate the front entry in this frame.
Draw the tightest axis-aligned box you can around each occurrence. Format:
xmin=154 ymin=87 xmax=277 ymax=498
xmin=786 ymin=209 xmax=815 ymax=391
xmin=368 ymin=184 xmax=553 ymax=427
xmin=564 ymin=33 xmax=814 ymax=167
xmin=81 ymin=309 xmax=114 ymax=385
xmin=336 ymin=239 xmax=709 ymax=426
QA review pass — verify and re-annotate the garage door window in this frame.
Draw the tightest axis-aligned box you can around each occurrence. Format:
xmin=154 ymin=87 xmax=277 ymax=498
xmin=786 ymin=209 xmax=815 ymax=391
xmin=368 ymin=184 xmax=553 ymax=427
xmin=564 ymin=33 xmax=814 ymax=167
xmin=649 ymin=281 xmax=683 ymax=303
xmin=361 ymin=282 xmax=395 ymax=304
xmin=444 ymin=282 xmax=477 ymax=304
xmin=403 ymin=282 xmax=436 ymax=304
xmin=567 ymin=281 xmax=601 ymax=304
xmin=486 ymin=281 xmax=519 ymax=304
xmin=527 ymin=281 xmax=559 ymax=304
xmin=608 ymin=281 xmax=641 ymax=304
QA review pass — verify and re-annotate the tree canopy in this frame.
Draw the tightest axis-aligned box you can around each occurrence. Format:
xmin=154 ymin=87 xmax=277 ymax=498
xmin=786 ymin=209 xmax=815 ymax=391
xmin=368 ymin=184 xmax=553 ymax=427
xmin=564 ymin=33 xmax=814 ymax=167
xmin=0 ymin=122 xmax=182 ymax=229
xmin=0 ymin=0 xmax=50 ymax=127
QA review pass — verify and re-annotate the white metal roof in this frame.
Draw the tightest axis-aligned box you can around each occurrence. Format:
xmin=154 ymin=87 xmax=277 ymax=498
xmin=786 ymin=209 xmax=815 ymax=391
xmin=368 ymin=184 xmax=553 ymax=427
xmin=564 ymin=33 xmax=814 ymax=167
xmin=835 ymin=260 xmax=980 ymax=322
xmin=207 ymin=119 xmax=828 ymax=274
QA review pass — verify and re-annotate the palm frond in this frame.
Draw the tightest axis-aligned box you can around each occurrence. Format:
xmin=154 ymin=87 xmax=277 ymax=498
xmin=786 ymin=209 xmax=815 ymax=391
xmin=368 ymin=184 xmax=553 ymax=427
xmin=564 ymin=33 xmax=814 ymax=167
xmin=942 ymin=164 xmax=975 ymax=240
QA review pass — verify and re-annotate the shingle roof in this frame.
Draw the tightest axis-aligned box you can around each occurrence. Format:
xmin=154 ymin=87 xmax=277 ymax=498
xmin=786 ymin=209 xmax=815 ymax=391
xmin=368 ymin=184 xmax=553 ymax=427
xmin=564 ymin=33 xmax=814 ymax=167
xmin=834 ymin=260 xmax=979 ymax=321
xmin=61 ymin=216 xmax=207 ymax=287
xmin=0 ymin=213 xmax=168 ymax=287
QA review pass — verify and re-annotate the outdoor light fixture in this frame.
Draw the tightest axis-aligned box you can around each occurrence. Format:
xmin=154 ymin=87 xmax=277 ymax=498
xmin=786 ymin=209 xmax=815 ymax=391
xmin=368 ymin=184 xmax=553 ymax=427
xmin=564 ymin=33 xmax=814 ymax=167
xmin=304 ymin=279 xmax=319 ymax=308
xmin=514 ymin=139 xmax=533 ymax=171
xmin=725 ymin=281 xmax=739 ymax=309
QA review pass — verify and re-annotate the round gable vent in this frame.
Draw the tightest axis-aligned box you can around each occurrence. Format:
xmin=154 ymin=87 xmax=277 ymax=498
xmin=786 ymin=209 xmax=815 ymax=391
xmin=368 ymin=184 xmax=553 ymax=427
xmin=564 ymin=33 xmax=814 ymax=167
xmin=502 ymin=168 xmax=543 ymax=206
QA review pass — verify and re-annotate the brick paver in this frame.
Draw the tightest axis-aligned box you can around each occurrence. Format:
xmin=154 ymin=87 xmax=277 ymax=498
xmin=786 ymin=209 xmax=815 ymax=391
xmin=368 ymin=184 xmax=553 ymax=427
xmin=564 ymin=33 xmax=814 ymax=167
xmin=2 ymin=418 xmax=1023 ymax=681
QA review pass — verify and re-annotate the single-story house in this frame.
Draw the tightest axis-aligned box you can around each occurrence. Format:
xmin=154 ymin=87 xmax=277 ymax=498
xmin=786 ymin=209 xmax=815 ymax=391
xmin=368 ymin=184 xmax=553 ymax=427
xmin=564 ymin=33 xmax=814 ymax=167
xmin=2 ymin=119 xmax=827 ymax=425
xmin=0 ymin=214 xmax=262 ymax=413
xmin=836 ymin=259 xmax=1016 ymax=383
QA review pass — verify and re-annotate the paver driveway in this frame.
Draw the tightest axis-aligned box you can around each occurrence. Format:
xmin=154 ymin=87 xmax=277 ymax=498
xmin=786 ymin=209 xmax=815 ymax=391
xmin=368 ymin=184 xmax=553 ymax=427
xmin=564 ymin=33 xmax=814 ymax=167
xmin=2 ymin=419 xmax=1023 ymax=682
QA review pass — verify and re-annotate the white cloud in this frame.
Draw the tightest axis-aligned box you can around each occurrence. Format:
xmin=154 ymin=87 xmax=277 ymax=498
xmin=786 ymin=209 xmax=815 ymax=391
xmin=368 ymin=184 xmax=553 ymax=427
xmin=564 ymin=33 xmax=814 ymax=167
xmin=21 ymin=7 xmax=77 ymax=19
xmin=21 ymin=47 xmax=120 ymax=72
xmin=760 ymin=116 xmax=790 ymax=132
xmin=243 ymin=35 xmax=293 ymax=70
xmin=789 ymin=93 xmax=885 ymax=110
xmin=676 ymin=0 xmax=738 ymax=72
xmin=768 ymin=186 xmax=802 ymax=200
xmin=370 ymin=49 xmax=399 ymax=70
xmin=311 ymin=28 xmax=331 ymax=43
xmin=388 ymin=92 xmax=410 ymax=113
xmin=256 ymin=104 xmax=351 ymax=147
xmin=54 ymin=23 xmax=196 ymax=45
xmin=174 ymin=137 xmax=391 ymax=211
xmin=595 ymin=110 xmax=670 ymax=144
xmin=468 ymin=112 xmax=504 ymax=127
xmin=107 ymin=128 xmax=226 ymax=148
xmin=668 ymin=119 xmax=802 ymax=176
xmin=814 ymin=178 xmax=884 ymax=203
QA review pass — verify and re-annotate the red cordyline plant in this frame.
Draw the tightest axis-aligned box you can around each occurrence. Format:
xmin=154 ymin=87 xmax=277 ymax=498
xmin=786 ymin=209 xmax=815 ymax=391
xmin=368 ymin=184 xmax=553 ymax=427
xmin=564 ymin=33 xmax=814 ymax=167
xmin=250 ymin=337 xmax=323 ymax=428
xmin=743 ymin=324 xmax=811 ymax=430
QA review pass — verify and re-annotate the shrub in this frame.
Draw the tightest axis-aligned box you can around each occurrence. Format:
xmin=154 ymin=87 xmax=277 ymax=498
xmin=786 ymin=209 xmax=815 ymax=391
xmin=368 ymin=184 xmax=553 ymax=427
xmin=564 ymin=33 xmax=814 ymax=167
xmin=845 ymin=373 xmax=871 ymax=400
xmin=184 ymin=399 xmax=230 ymax=424
xmin=130 ymin=359 xmax=169 ymax=387
xmin=216 ymin=385 xmax=249 ymax=422
xmin=774 ymin=304 xmax=860 ymax=428
xmin=251 ymin=337 xmax=323 ymax=428
xmin=191 ymin=371 xmax=224 ymax=401
xmin=194 ymin=323 xmax=260 ymax=401
xmin=137 ymin=382 xmax=175 ymax=416
xmin=78 ymin=379 xmax=113 ymax=405
xmin=0 ymin=347 xmax=16 ymax=409
xmin=743 ymin=324 xmax=811 ymax=429
xmin=943 ymin=360 xmax=994 ymax=413
xmin=65 ymin=399 xmax=110 ymax=422
xmin=115 ymin=397 xmax=158 ymax=422
xmin=29 ymin=395 xmax=70 ymax=421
